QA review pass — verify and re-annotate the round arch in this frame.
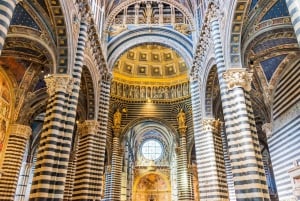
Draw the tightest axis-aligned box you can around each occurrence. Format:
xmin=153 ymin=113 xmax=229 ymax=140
xmin=107 ymin=27 xmax=193 ymax=68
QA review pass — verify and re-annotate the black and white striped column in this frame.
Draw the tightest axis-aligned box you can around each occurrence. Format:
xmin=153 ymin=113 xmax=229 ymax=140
xmin=0 ymin=0 xmax=17 ymax=55
xmin=209 ymin=6 xmax=270 ymax=200
xmin=0 ymin=124 xmax=31 ymax=201
xmin=29 ymin=13 xmax=89 ymax=200
xmin=177 ymin=127 xmax=193 ymax=201
xmin=105 ymin=127 xmax=123 ymax=201
xmin=196 ymin=119 xmax=228 ymax=200
xmin=285 ymin=0 xmax=300 ymax=46
xmin=73 ymin=120 xmax=103 ymax=200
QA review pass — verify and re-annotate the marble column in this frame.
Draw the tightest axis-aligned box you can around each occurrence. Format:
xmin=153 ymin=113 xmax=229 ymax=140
xmin=209 ymin=5 xmax=270 ymax=200
xmin=0 ymin=0 xmax=17 ymax=55
xmin=73 ymin=120 xmax=102 ymax=200
xmin=196 ymin=118 xmax=228 ymax=200
xmin=285 ymin=0 xmax=300 ymax=46
xmin=177 ymin=125 xmax=193 ymax=201
xmin=0 ymin=124 xmax=31 ymax=201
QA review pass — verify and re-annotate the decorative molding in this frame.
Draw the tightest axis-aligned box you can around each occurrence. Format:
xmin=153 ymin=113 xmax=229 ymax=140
xmin=78 ymin=120 xmax=98 ymax=136
xmin=201 ymin=118 xmax=220 ymax=132
xmin=9 ymin=124 xmax=31 ymax=139
xmin=44 ymin=74 xmax=74 ymax=96
xmin=223 ymin=68 xmax=253 ymax=92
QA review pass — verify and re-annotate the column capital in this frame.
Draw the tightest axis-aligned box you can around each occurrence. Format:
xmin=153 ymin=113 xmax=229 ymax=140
xmin=44 ymin=74 xmax=74 ymax=96
xmin=207 ymin=3 xmax=220 ymax=23
xmin=262 ymin=123 xmax=272 ymax=139
xmin=202 ymin=118 xmax=221 ymax=132
xmin=9 ymin=124 xmax=31 ymax=139
xmin=78 ymin=120 xmax=98 ymax=136
xmin=223 ymin=68 xmax=253 ymax=92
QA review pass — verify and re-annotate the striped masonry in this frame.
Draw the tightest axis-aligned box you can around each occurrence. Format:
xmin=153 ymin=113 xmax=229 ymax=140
xmin=30 ymin=17 xmax=88 ymax=200
xmin=285 ymin=0 xmax=300 ymax=46
xmin=269 ymin=117 xmax=300 ymax=200
xmin=0 ymin=0 xmax=17 ymax=55
xmin=210 ymin=16 xmax=270 ymax=201
xmin=72 ymin=120 xmax=102 ymax=200
xmin=220 ymin=123 xmax=236 ymax=201
xmin=196 ymin=119 xmax=228 ymax=200
xmin=0 ymin=124 xmax=31 ymax=201
xmin=177 ymin=129 xmax=193 ymax=201
xmin=269 ymin=61 xmax=300 ymax=200
xmin=63 ymin=151 xmax=77 ymax=200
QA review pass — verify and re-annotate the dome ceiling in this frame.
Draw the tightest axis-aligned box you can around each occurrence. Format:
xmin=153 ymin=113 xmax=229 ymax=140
xmin=113 ymin=44 xmax=188 ymax=83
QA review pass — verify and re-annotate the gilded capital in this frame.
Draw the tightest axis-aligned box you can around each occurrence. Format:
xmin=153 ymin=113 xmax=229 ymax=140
xmin=78 ymin=120 xmax=98 ymax=136
xmin=9 ymin=124 xmax=32 ymax=139
xmin=44 ymin=74 xmax=74 ymax=96
xmin=202 ymin=118 xmax=220 ymax=132
xmin=223 ymin=68 xmax=253 ymax=92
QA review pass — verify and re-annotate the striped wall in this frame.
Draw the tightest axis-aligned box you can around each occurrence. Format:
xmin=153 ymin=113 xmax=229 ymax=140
xmin=269 ymin=60 xmax=300 ymax=200
xmin=0 ymin=124 xmax=31 ymax=201
xmin=210 ymin=14 xmax=270 ymax=200
xmin=0 ymin=0 xmax=17 ymax=55
xmin=63 ymin=151 xmax=77 ymax=200
xmin=285 ymin=0 xmax=300 ymax=46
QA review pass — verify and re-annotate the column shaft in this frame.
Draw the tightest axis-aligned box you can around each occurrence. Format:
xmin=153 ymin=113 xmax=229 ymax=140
xmin=73 ymin=120 xmax=102 ymax=200
xmin=0 ymin=124 xmax=31 ymax=201
xmin=286 ymin=0 xmax=300 ymax=46
xmin=29 ymin=14 xmax=89 ymax=200
xmin=197 ymin=119 xmax=228 ymax=200
xmin=210 ymin=13 xmax=269 ymax=200
xmin=109 ymin=136 xmax=122 ymax=201
xmin=177 ymin=133 xmax=193 ymax=201
xmin=0 ymin=0 xmax=17 ymax=55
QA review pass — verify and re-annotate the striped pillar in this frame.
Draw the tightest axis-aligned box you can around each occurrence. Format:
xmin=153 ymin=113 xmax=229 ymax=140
xmin=220 ymin=122 xmax=236 ymax=201
xmin=0 ymin=0 xmax=17 ymax=55
xmin=105 ymin=127 xmax=122 ymax=201
xmin=72 ymin=120 xmax=103 ymax=200
xmin=0 ymin=124 xmax=31 ymax=201
xmin=285 ymin=0 xmax=300 ymax=46
xmin=177 ymin=126 xmax=193 ymax=201
xmin=63 ymin=151 xmax=77 ymax=200
xmin=29 ymin=74 xmax=74 ymax=200
xmin=209 ymin=7 xmax=270 ymax=200
xmin=196 ymin=119 xmax=228 ymax=200
xmin=30 ymin=13 xmax=89 ymax=200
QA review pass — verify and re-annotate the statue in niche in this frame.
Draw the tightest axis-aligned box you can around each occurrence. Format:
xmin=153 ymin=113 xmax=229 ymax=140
xmin=113 ymin=108 xmax=122 ymax=127
xmin=147 ymin=87 xmax=152 ymax=98
xmin=117 ymin=83 xmax=123 ymax=96
xmin=177 ymin=84 xmax=182 ymax=97
xmin=177 ymin=109 xmax=186 ymax=128
xmin=163 ymin=86 xmax=169 ymax=99
xmin=129 ymin=85 xmax=134 ymax=98
xmin=140 ymin=86 xmax=146 ymax=99
xmin=171 ymin=86 xmax=176 ymax=98
xmin=158 ymin=87 xmax=163 ymax=98
xmin=183 ymin=83 xmax=188 ymax=96
xmin=134 ymin=86 xmax=140 ymax=98
xmin=111 ymin=82 xmax=116 ymax=95
xmin=123 ymin=84 xmax=129 ymax=98
xmin=153 ymin=87 xmax=159 ymax=98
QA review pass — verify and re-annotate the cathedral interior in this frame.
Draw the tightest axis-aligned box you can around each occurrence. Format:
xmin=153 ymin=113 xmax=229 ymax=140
xmin=0 ymin=0 xmax=299 ymax=200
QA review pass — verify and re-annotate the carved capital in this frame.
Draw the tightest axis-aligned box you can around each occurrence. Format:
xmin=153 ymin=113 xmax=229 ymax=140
xmin=78 ymin=120 xmax=98 ymax=136
xmin=44 ymin=74 xmax=74 ymax=96
xmin=178 ymin=127 xmax=187 ymax=137
xmin=202 ymin=118 xmax=220 ymax=132
xmin=9 ymin=124 xmax=31 ymax=139
xmin=112 ymin=127 xmax=122 ymax=138
xmin=207 ymin=4 xmax=220 ymax=23
xmin=262 ymin=123 xmax=272 ymax=139
xmin=223 ymin=68 xmax=253 ymax=92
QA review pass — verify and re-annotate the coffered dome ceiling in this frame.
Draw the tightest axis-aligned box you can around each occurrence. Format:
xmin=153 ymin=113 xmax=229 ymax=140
xmin=113 ymin=44 xmax=188 ymax=83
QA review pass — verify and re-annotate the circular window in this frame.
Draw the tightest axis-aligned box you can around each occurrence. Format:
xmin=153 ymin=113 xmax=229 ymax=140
xmin=141 ymin=139 xmax=163 ymax=160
